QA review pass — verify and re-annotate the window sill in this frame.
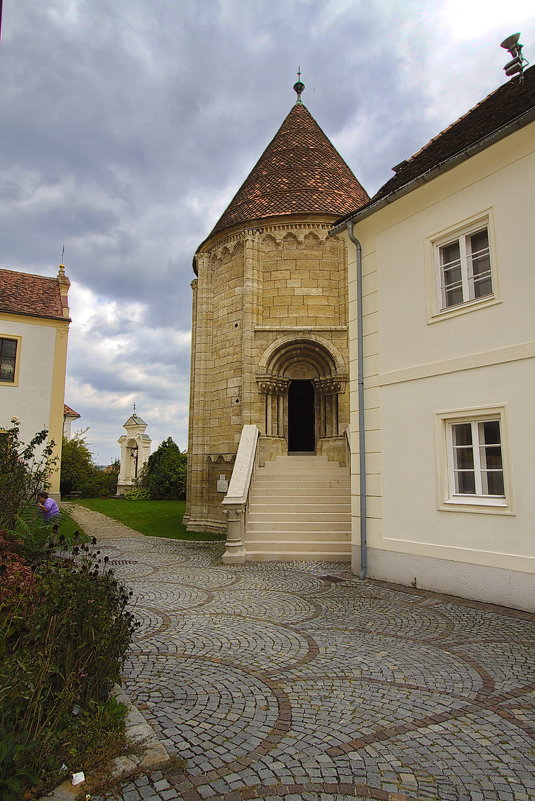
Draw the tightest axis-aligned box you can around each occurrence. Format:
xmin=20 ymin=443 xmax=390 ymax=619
xmin=439 ymin=498 xmax=513 ymax=515
xmin=428 ymin=296 xmax=501 ymax=324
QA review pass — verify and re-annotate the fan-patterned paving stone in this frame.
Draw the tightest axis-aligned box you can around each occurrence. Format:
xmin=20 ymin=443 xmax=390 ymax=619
xmin=301 ymin=593 xmax=451 ymax=640
xmin=122 ymin=655 xmax=282 ymax=766
xmin=429 ymin=602 xmax=535 ymax=645
xmin=446 ymin=640 xmax=535 ymax=694
xmin=129 ymin=613 xmax=311 ymax=672
xmin=143 ymin=565 xmax=239 ymax=589
xmin=350 ymin=708 xmax=535 ymax=800
xmin=128 ymin=581 xmax=210 ymax=611
xmin=199 ymin=590 xmax=319 ymax=624
xmin=131 ymin=606 xmax=170 ymax=640
xmin=228 ymin=567 xmax=327 ymax=594
xmin=288 ymin=630 xmax=485 ymax=699
xmin=69 ymin=511 xmax=535 ymax=801
xmin=275 ymin=679 xmax=470 ymax=753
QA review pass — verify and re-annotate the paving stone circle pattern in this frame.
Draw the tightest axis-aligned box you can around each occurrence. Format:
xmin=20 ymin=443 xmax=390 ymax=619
xmin=74 ymin=509 xmax=535 ymax=801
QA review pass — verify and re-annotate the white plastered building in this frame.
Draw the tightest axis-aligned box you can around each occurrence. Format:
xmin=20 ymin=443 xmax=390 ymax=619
xmin=333 ymin=65 xmax=535 ymax=611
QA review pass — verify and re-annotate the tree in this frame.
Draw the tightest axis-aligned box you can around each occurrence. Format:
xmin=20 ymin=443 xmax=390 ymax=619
xmin=139 ymin=437 xmax=186 ymax=500
xmin=60 ymin=431 xmax=95 ymax=495
xmin=60 ymin=433 xmax=119 ymax=498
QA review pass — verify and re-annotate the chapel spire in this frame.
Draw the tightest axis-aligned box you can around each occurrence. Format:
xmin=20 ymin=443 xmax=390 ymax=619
xmin=293 ymin=67 xmax=305 ymax=104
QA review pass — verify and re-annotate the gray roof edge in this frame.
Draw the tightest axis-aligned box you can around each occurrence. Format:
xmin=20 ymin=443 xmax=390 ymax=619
xmin=329 ymin=106 xmax=535 ymax=236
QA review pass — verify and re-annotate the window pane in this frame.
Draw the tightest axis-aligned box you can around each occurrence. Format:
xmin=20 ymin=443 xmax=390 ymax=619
xmin=469 ymin=229 xmax=489 ymax=253
xmin=445 ymin=287 xmax=464 ymax=307
xmin=473 ymin=274 xmax=492 ymax=298
xmin=453 ymin=423 xmax=472 ymax=446
xmin=454 ymin=447 xmax=474 ymax=469
xmin=0 ymin=338 xmax=17 ymax=357
xmin=482 ymin=446 xmax=503 ymax=470
xmin=481 ymin=420 xmax=500 ymax=445
xmin=440 ymin=241 xmax=460 ymax=265
xmin=455 ymin=471 xmax=476 ymax=494
xmin=0 ymin=361 xmax=15 ymax=381
xmin=484 ymin=471 xmax=505 ymax=496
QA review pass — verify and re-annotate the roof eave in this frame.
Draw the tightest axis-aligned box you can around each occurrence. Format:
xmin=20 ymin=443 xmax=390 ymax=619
xmin=0 ymin=308 xmax=72 ymax=323
xmin=330 ymin=106 xmax=535 ymax=235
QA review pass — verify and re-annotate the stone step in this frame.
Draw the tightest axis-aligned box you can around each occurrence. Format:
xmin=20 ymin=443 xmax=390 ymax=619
xmin=247 ymin=520 xmax=350 ymax=532
xmin=251 ymin=490 xmax=351 ymax=502
xmin=259 ymin=464 xmax=346 ymax=476
xmin=246 ymin=529 xmax=350 ymax=542
xmin=253 ymin=476 xmax=350 ymax=487
xmin=248 ymin=510 xmax=351 ymax=523
xmin=245 ymin=539 xmax=350 ymax=552
xmin=246 ymin=551 xmax=351 ymax=562
xmin=248 ymin=502 xmax=351 ymax=513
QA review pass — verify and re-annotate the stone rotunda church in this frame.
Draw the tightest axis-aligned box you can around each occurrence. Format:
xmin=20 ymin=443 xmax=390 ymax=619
xmin=185 ymin=77 xmax=369 ymax=561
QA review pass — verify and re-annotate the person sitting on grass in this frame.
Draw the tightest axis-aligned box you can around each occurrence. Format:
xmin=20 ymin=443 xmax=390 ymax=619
xmin=37 ymin=491 xmax=60 ymax=524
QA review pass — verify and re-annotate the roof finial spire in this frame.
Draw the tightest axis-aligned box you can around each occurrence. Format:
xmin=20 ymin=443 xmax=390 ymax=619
xmin=133 ymin=402 xmax=136 ymax=414
xmin=293 ymin=67 xmax=305 ymax=104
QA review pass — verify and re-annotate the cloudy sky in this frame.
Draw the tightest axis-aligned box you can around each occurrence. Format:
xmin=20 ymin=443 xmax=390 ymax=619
xmin=1 ymin=0 xmax=533 ymax=464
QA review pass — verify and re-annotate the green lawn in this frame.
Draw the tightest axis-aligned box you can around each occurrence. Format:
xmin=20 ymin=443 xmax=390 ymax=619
xmin=58 ymin=508 xmax=87 ymax=540
xmin=74 ymin=499 xmax=226 ymax=540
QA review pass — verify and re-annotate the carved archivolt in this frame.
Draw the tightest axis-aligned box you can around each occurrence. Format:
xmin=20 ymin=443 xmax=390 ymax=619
xmin=258 ymin=335 xmax=347 ymax=377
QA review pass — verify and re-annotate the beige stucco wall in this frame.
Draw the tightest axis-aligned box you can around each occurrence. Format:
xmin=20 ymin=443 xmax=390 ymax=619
xmin=186 ymin=215 xmax=350 ymax=532
xmin=0 ymin=312 xmax=69 ymax=500
xmin=345 ymin=123 xmax=535 ymax=610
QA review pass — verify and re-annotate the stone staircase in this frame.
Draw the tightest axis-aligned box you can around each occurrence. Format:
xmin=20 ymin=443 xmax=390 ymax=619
xmin=245 ymin=454 xmax=351 ymax=561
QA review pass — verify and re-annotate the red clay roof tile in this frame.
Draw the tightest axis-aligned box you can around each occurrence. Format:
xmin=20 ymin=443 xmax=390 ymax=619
xmin=337 ymin=66 xmax=535 ymax=224
xmin=0 ymin=268 xmax=69 ymax=321
xmin=208 ymin=102 xmax=369 ymax=238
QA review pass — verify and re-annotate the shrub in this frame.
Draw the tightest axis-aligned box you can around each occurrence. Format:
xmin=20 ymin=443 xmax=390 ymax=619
xmin=0 ymin=539 xmax=138 ymax=795
xmin=138 ymin=437 xmax=187 ymax=500
xmin=0 ymin=419 xmax=56 ymax=531
xmin=124 ymin=487 xmax=151 ymax=501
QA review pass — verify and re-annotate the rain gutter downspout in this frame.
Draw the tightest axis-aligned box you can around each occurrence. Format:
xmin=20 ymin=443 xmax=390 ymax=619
xmin=345 ymin=220 xmax=367 ymax=580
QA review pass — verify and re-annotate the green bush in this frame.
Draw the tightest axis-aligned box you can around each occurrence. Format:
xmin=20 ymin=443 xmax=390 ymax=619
xmin=0 ymin=419 xmax=56 ymax=531
xmin=0 ymin=538 xmax=137 ymax=796
xmin=138 ymin=437 xmax=187 ymax=500
xmin=61 ymin=434 xmax=119 ymax=498
xmin=124 ymin=487 xmax=151 ymax=501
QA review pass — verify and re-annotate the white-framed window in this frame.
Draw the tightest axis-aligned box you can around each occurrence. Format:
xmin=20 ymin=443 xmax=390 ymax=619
xmin=437 ymin=225 xmax=493 ymax=310
xmin=0 ymin=337 xmax=18 ymax=383
xmin=436 ymin=406 xmax=512 ymax=513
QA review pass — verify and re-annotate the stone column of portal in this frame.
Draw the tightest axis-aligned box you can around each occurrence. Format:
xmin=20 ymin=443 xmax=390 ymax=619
xmin=186 ymin=252 xmax=214 ymax=530
xmin=240 ymin=231 xmax=259 ymax=430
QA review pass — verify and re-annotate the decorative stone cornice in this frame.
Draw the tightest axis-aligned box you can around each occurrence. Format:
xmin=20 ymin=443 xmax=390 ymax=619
xmin=206 ymin=453 xmax=236 ymax=464
xmin=256 ymin=375 xmax=289 ymax=395
xmin=313 ymin=375 xmax=347 ymax=395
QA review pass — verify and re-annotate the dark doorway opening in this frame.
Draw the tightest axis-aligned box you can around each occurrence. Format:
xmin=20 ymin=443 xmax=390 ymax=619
xmin=288 ymin=380 xmax=315 ymax=452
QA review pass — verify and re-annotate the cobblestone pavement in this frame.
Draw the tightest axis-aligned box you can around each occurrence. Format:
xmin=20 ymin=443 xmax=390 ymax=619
xmin=75 ymin=517 xmax=535 ymax=801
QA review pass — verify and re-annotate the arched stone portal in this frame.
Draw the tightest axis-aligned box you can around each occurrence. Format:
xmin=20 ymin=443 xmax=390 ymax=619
xmin=256 ymin=338 xmax=347 ymax=452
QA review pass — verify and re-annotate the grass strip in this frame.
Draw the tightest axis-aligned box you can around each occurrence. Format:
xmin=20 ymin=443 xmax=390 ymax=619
xmin=74 ymin=499 xmax=225 ymax=540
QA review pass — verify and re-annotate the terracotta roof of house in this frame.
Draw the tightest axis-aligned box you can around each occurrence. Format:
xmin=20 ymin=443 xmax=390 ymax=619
xmin=0 ymin=268 xmax=70 ymax=321
xmin=207 ymin=101 xmax=369 ymax=239
xmin=335 ymin=65 xmax=535 ymax=226
xmin=64 ymin=404 xmax=80 ymax=418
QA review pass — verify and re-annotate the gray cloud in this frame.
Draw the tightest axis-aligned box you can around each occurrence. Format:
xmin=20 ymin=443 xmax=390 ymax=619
xmin=2 ymin=0 xmax=533 ymax=462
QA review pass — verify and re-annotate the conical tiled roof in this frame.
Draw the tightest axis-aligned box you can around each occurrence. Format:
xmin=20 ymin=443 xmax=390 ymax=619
xmin=208 ymin=102 xmax=369 ymax=238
